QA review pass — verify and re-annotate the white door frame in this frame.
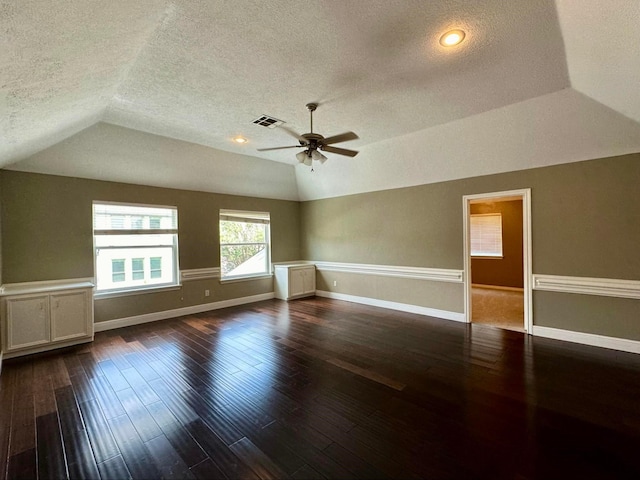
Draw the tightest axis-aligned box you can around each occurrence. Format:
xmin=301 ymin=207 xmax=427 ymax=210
xmin=462 ymin=188 xmax=533 ymax=333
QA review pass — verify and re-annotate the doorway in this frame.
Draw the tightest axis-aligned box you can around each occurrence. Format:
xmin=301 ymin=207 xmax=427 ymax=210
xmin=463 ymin=189 xmax=532 ymax=333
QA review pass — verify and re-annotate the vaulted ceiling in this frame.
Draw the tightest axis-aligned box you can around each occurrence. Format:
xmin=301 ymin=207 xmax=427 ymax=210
xmin=2 ymin=0 xmax=640 ymax=200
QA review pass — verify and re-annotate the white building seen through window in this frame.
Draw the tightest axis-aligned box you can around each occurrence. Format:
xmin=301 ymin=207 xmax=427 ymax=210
xmin=93 ymin=203 xmax=179 ymax=293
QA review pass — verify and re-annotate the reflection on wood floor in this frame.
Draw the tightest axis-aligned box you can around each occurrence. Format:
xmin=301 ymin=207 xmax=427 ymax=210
xmin=472 ymin=286 xmax=524 ymax=332
xmin=1 ymin=297 xmax=640 ymax=479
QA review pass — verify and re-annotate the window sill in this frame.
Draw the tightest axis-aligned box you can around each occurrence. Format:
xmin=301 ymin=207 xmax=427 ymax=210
xmin=219 ymin=273 xmax=273 ymax=284
xmin=94 ymin=284 xmax=182 ymax=299
xmin=471 ymin=255 xmax=504 ymax=260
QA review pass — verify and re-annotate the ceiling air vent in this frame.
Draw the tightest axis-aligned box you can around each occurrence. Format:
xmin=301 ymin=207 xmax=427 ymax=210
xmin=252 ymin=115 xmax=284 ymax=128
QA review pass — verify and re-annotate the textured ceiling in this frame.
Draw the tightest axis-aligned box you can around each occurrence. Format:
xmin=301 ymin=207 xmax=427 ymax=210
xmin=2 ymin=0 xmax=640 ymax=200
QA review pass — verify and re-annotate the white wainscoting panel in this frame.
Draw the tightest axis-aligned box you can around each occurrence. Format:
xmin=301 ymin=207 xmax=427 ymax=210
xmin=533 ymin=274 xmax=640 ymax=299
xmin=314 ymin=262 xmax=463 ymax=283
xmin=316 ymin=290 xmax=466 ymax=322
xmin=94 ymin=292 xmax=274 ymax=332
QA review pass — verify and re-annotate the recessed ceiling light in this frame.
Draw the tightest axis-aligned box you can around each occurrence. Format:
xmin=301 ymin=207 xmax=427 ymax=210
xmin=233 ymin=136 xmax=247 ymax=144
xmin=439 ymin=29 xmax=466 ymax=47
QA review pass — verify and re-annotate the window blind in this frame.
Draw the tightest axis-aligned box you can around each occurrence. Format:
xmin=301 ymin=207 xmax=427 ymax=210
xmin=470 ymin=213 xmax=503 ymax=257
xmin=94 ymin=203 xmax=177 ymax=233
xmin=219 ymin=210 xmax=270 ymax=224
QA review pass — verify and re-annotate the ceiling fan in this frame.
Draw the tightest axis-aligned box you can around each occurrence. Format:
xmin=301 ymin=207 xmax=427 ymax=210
xmin=257 ymin=103 xmax=359 ymax=166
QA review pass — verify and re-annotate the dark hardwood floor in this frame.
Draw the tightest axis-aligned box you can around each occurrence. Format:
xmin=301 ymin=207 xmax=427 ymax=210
xmin=1 ymin=297 xmax=640 ymax=479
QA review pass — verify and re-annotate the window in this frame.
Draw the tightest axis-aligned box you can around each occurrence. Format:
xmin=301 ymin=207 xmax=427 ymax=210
xmin=470 ymin=213 xmax=503 ymax=257
xmin=94 ymin=202 xmax=179 ymax=293
xmin=132 ymin=258 xmax=145 ymax=280
xmin=219 ymin=210 xmax=270 ymax=279
xmin=150 ymin=257 xmax=162 ymax=279
xmin=112 ymin=259 xmax=125 ymax=283
xmin=131 ymin=216 xmax=144 ymax=229
xmin=150 ymin=216 xmax=161 ymax=229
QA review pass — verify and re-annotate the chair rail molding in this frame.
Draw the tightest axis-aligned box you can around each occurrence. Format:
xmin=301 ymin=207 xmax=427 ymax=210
xmin=180 ymin=267 xmax=220 ymax=281
xmin=533 ymin=274 xmax=640 ymax=299
xmin=313 ymin=262 xmax=463 ymax=283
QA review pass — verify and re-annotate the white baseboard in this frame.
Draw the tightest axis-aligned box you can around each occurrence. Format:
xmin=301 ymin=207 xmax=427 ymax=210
xmin=533 ymin=326 xmax=640 ymax=354
xmin=94 ymin=292 xmax=275 ymax=332
xmin=315 ymin=290 xmax=466 ymax=323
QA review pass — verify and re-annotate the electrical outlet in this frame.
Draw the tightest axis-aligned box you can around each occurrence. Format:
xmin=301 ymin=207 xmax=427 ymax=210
xmin=205 ymin=289 xmax=210 ymax=297
xmin=333 ymin=280 xmax=337 ymax=287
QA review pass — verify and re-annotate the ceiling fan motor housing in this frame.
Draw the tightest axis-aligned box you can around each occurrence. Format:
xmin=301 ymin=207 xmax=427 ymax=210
xmin=301 ymin=132 xmax=324 ymax=150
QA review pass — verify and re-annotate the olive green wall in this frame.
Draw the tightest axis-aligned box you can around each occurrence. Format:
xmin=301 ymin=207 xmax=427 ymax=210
xmin=0 ymin=171 xmax=301 ymax=322
xmin=471 ymin=200 xmax=523 ymax=288
xmin=2 ymin=154 xmax=639 ymax=340
xmin=316 ymin=271 xmax=464 ymax=313
xmin=301 ymin=153 xmax=640 ymax=339
xmin=534 ymin=291 xmax=640 ymax=341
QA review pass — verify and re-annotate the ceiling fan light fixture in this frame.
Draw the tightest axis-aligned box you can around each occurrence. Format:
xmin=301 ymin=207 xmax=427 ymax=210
xmin=311 ymin=149 xmax=327 ymax=163
xmin=304 ymin=155 xmax=312 ymax=167
xmin=233 ymin=136 xmax=247 ymax=144
xmin=439 ymin=29 xmax=466 ymax=47
xmin=296 ymin=150 xmax=308 ymax=163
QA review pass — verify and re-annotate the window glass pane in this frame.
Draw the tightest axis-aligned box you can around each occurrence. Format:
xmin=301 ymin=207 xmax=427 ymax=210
xmin=132 ymin=258 xmax=144 ymax=280
xmin=112 ymin=259 xmax=125 ymax=282
xmin=219 ymin=210 xmax=270 ymax=279
xmin=131 ymin=216 xmax=144 ymax=229
xmin=150 ymin=257 xmax=162 ymax=279
xmin=220 ymin=221 xmax=266 ymax=243
xmin=221 ymin=244 xmax=267 ymax=277
xmin=110 ymin=216 xmax=125 ymax=229
xmin=96 ymin=246 xmax=174 ymax=290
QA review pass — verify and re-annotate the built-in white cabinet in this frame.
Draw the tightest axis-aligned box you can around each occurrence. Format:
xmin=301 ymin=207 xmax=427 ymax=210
xmin=274 ymin=264 xmax=316 ymax=300
xmin=1 ymin=280 xmax=94 ymax=358
xmin=6 ymin=294 xmax=50 ymax=350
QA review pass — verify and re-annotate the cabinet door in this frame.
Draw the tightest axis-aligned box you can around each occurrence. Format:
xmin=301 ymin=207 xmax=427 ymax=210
xmin=6 ymin=294 xmax=50 ymax=351
xmin=302 ymin=267 xmax=316 ymax=294
xmin=50 ymin=290 xmax=91 ymax=342
xmin=289 ymin=269 xmax=306 ymax=297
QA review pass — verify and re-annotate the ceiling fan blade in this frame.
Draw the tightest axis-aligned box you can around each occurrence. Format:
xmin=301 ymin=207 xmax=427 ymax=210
xmin=257 ymin=145 xmax=302 ymax=152
xmin=323 ymin=131 xmax=359 ymax=145
xmin=279 ymin=125 xmax=308 ymax=144
xmin=322 ymin=145 xmax=359 ymax=157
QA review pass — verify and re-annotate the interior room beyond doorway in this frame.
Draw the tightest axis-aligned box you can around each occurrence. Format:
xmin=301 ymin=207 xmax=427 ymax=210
xmin=470 ymin=198 xmax=524 ymax=332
